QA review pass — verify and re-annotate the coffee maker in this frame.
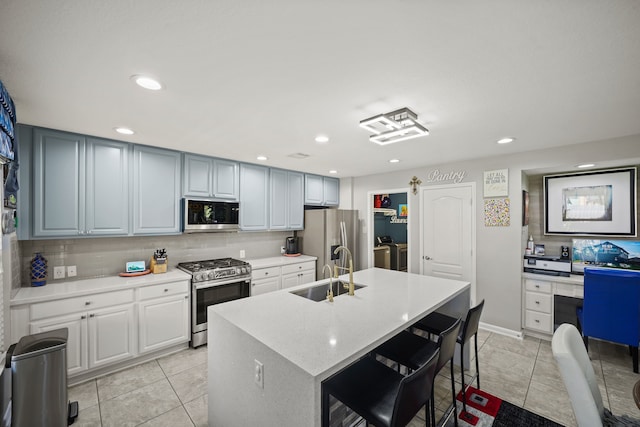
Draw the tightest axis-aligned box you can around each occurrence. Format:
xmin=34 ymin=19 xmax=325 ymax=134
xmin=285 ymin=236 xmax=300 ymax=255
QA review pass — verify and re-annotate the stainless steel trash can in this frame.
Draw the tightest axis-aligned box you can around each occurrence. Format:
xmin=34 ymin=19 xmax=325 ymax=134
xmin=6 ymin=328 xmax=78 ymax=426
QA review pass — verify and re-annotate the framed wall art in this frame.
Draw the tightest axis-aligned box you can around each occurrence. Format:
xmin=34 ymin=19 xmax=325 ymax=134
xmin=483 ymin=169 xmax=509 ymax=197
xmin=544 ymin=167 xmax=637 ymax=236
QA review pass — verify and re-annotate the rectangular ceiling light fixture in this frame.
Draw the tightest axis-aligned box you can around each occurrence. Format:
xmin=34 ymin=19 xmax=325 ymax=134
xmin=360 ymin=107 xmax=429 ymax=145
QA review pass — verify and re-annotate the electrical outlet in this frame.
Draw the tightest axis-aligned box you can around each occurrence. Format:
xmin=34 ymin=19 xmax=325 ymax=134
xmin=280 ymin=246 xmax=286 ymax=254
xmin=53 ymin=266 xmax=65 ymax=279
xmin=254 ymin=359 xmax=264 ymax=388
xmin=67 ymin=265 xmax=77 ymax=277
xmin=239 ymin=250 xmax=246 ymax=259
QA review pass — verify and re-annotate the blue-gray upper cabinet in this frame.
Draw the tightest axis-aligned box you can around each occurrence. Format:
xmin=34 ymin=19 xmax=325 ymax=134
xmin=269 ymin=169 xmax=304 ymax=230
xmin=182 ymin=154 xmax=239 ymax=200
xmin=133 ymin=146 xmax=181 ymax=235
xmin=182 ymin=154 xmax=212 ymax=198
xmin=85 ymin=138 xmax=130 ymax=235
xmin=239 ymin=163 xmax=269 ymax=230
xmin=213 ymin=158 xmax=239 ymax=200
xmin=32 ymin=129 xmax=129 ymax=238
xmin=304 ymin=174 xmax=340 ymax=206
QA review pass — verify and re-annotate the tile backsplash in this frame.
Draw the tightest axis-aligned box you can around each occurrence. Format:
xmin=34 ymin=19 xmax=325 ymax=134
xmin=19 ymin=231 xmax=292 ymax=286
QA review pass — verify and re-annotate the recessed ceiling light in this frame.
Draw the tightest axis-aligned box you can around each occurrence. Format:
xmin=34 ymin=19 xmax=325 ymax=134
xmin=114 ymin=127 xmax=135 ymax=135
xmin=497 ymin=137 xmax=515 ymax=144
xmin=389 ymin=159 xmax=400 ymax=163
xmin=329 ymin=170 xmax=337 ymax=174
xmin=315 ymin=135 xmax=329 ymax=143
xmin=130 ymin=74 xmax=163 ymax=91
xmin=256 ymin=155 xmax=268 ymax=161
xmin=577 ymin=163 xmax=595 ymax=168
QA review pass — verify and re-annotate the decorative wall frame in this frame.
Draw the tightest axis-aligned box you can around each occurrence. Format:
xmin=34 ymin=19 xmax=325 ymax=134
xmin=483 ymin=169 xmax=508 ymax=197
xmin=484 ymin=198 xmax=510 ymax=227
xmin=544 ymin=167 xmax=637 ymax=236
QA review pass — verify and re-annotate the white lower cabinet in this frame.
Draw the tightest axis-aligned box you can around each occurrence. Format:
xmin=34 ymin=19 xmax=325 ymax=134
xmin=250 ymin=260 xmax=316 ymax=295
xmin=30 ymin=312 xmax=88 ymax=376
xmin=17 ymin=279 xmax=190 ymax=378
xmin=281 ymin=262 xmax=315 ymax=289
xmin=521 ymin=275 xmax=584 ymax=337
xmin=251 ymin=266 xmax=281 ymax=296
xmin=523 ymin=278 xmax=553 ymax=334
xmin=138 ymin=283 xmax=190 ymax=353
xmin=88 ymin=304 xmax=136 ymax=369
xmin=30 ymin=303 xmax=135 ymax=375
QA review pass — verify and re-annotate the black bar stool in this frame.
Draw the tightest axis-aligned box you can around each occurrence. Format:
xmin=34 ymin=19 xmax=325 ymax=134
xmin=322 ymin=350 xmax=440 ymax=427
xmin=413 ymin=300 xmax=485 ymax=415
xmin=374 ymin=317 xmax=462 ymax=427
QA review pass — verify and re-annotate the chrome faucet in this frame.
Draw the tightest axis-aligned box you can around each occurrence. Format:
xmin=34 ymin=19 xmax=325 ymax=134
xmin=333 ymin=246 xmax=355 ymax=296
xmin=322 ymin=264 xmax=334 ymax=302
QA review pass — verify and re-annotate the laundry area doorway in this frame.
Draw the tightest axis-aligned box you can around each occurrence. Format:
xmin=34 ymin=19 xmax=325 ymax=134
xmin=369 ymin=190 xmax=409 ymax=272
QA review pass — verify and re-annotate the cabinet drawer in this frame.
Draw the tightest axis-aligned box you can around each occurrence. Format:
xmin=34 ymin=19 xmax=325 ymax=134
xmin=31 ymin=289 xmax=134 ymax=320
xmin=525 ymin=292 xmax=552 ymax=313
xmin=252 ymin=266 xmax=281 ymax=280
xmin=524 ymin=279 xmax=551 ymax=294
xmin=139 ymin=281 xmax=190 ymax=301
xmin=525 ymin=310 xmax=552 ymax=332
xmin=281 ymin=261 xmax=314 ymax=275
xmin=555 ymin=282 xmax=584 ymax=298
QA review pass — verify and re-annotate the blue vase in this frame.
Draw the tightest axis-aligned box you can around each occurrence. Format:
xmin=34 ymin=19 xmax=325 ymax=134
xmin=31 ymin=253 xmax=47 ymax=287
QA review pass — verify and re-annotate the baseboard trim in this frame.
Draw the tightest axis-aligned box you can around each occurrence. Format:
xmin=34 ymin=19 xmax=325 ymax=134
xmin=479 ymin=321 xmax=523 ymax=340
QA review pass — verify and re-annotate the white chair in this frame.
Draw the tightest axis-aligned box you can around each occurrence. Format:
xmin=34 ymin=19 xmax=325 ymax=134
xmin=552 ymin=323 xmax=604 ymax=427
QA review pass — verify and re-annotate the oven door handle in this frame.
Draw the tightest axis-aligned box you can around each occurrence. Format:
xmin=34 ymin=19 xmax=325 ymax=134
xmin=193 ymin=278 xmax=251 ymax=289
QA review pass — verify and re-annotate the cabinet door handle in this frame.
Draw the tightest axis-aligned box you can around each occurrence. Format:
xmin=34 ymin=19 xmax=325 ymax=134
xmin=535 ymin=284 xmax=540 ymax=288
xmin=85 ymin=301 xmax=91 ymax=305
xmin=89 ymin=314 xmax=95 ymax=318
xmin=535 ymin=301 xmax=540 ymax=304
xmin=164 ymin=289 xmax=169 ymax=292
xmin=265 ymin=272 xmax=269 ymax=275
xmin=81 ymin=315 xmax=86 ymax=319
xmin=535 ymin=319 xmax=540 ymax=323
xmin=184 ymin=295 xmax=189 ymax=299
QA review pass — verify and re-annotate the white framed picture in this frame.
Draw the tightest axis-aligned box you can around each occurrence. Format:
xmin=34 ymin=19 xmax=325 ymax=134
xmin=483 ymin=169 xmax=508 ymax=197
xmin=544 ymin=167 xmax=637 ymax=236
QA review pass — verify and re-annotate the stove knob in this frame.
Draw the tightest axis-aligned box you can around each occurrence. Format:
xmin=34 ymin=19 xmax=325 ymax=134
xmin=194 ymin=273 xmax=203 ymax=282
xmin=241 ymin=267 xmax=247 ymax=274
xmin=208 ymin=272 xmax=216 ymax=280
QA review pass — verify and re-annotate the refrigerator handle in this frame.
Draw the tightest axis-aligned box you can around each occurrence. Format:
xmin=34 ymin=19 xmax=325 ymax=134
xmin=340 ymin=221 xmax=347 ymax=269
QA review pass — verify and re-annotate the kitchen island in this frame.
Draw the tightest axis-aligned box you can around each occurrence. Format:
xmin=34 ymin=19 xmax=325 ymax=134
xmin=208 ymin=268 xmax=470 ymax=427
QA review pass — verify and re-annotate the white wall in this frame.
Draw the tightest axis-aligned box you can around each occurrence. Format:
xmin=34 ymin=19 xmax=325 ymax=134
xmin=342 ymin=134 xmax=640 ymax=332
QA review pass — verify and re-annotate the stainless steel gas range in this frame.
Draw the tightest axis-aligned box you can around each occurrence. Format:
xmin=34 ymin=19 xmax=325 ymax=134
xmin=177 ymin=258 xmax=252 ymax=347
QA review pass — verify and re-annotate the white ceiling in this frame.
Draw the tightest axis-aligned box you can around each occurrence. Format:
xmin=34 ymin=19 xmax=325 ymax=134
xmin=1 ymin=1 xmax=639 ymax=178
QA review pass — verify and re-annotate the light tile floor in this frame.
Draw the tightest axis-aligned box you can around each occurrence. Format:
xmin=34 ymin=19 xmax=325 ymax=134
xmin=69 ymin=330 xmax=640 ymax=426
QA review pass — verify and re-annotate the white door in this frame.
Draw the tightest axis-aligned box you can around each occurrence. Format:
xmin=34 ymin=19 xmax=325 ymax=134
xmin=421 ymin=184 xmax=476 ymax=303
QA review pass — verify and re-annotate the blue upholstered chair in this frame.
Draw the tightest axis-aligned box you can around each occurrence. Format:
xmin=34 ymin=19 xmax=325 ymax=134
xmin=576 ymin=267 xmax=640 ymax=373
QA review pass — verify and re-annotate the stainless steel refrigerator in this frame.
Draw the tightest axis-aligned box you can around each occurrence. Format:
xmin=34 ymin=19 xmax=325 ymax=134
xmin=299 ymin=209 xmax=358 ymax=280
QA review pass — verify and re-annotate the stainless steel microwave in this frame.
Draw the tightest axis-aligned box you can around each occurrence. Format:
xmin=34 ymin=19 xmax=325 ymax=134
xmin=182 ymin=198 xmax=240 ymax=233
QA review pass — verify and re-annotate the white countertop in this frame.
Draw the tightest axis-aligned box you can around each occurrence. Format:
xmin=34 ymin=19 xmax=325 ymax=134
xmin=11 ymin=269 xmax=192 ymax=306
xmin=246 ymin=254 xmax=317 ymax=269
xmin=210 ymin=268 xmax=469 ymax=377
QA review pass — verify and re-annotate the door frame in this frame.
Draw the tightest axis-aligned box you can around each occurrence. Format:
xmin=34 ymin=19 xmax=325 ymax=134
xmin=419 ymin=182 xmax=477 ymax=305
xmin=367 ymin=188 xmax=411 ymax=271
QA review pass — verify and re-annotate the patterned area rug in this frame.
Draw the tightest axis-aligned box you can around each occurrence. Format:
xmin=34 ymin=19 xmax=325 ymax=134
xmin=445 ymin=386 xmax=563 ymax=427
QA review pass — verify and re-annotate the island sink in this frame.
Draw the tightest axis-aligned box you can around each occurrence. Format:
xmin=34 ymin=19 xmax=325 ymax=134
xmin=290 ymin=281 xmax=366 ymax=302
